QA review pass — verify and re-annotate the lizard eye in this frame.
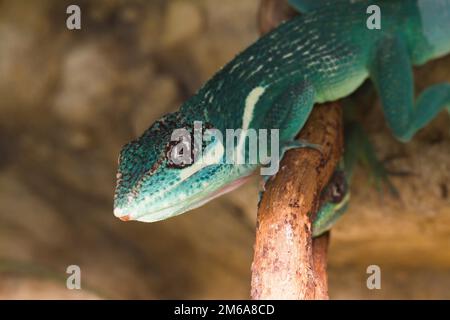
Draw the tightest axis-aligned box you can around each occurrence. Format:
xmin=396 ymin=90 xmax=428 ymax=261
xmin=330 ymin=183 xmax=345 ymax=203
xmin=328 ymin=171 xmax=347 ymax=203
xmin=165 ymin=122 xmax=215 ymax=169
xmin=166 ymin=136 xmax=195 ymax=169
xmin=321 ymin=170 xmax=347 ymax=204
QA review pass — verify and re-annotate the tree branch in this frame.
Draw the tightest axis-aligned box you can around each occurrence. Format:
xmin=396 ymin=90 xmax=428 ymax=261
xmin=250 ymin=0 xmax=343 ymax=300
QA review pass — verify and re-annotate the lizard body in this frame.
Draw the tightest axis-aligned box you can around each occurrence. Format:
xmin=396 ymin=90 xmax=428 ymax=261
xmin=114 ymin=0 xmax=450 ymax=228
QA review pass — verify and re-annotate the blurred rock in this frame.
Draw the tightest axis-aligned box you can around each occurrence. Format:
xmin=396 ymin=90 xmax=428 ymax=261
xmin=67 ymin=130 xmax=92 ymax=150
xmin=0 ymin=22 xmax=57 ymax=110
xmin=162 ymin=1 xmax=203 ymax=48
xmin=131 ymin=75 xmax=180 ymax=136
xmin=53 ymin=43 xmax=120 ymax=126
xmin=0 ymin=275 xmax=100 ymax=300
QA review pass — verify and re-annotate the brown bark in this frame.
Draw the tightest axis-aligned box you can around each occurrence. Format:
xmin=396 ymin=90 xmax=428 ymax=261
xmin=312 ymin=232 xmax=330 ymax=299
xmin=251 ymin=0 xmax=343 ymax=300
xmin=251 ymin=103 xmax=343 ymax=299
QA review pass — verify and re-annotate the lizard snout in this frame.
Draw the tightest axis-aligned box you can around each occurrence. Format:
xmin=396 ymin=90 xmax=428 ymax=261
xmin=118 ymin=214 xmax=131 ymax=222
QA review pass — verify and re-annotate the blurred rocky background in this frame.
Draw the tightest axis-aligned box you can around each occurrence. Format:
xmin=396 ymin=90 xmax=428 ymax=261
xmin=0 ymin=0 xmax=449 ymax=299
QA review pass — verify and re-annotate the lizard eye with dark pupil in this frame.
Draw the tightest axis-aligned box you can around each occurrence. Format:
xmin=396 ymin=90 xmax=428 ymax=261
xmin=330 ymin=183 xmax=344 ymax=203
xmin=166 ymin=139 xmax=194 ymax=169
xmin=164 ymin=123 xmax=215 ymax=169
xmin=329 ymin=173 xmax=347 ymax=203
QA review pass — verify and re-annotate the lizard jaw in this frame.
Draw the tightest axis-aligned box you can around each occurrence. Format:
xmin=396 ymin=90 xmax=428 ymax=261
xmin=114 ymin=174 xmax=254 ymax=223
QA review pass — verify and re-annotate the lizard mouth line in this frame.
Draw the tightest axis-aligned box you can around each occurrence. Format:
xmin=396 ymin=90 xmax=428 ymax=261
xmin=115 ymin=174 xmax=255 ymax=222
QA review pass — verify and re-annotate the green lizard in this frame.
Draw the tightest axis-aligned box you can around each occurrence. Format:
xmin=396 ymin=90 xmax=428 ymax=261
xmin=114 ymin=0 xmax=450 ymax=236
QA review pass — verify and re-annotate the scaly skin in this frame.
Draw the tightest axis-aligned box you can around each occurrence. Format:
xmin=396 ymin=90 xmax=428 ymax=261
xmin=114 ymin=0 xmax=450 ymax=227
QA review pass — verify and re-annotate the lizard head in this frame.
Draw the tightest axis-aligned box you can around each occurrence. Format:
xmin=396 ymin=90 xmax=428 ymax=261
xmin=312 ymin=169 xmax=350 ymax=237
xmin=114 ymin=112 xmax=253 ymax=223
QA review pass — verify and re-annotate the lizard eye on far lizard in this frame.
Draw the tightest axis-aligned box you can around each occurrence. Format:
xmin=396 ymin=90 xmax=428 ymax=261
xmin=321 ymin=170 xmax=348 ymax=204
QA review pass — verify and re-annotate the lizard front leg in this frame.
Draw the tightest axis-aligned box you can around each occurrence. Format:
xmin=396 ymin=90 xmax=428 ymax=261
xmin=370 ymin=35 xmax=450 ymax=142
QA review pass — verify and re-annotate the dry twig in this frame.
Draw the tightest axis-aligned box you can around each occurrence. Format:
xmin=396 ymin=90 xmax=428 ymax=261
xmin=250 ymin=0 xmax=343 ymax=300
